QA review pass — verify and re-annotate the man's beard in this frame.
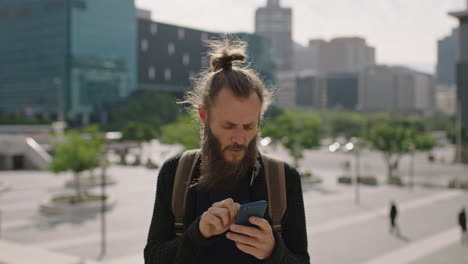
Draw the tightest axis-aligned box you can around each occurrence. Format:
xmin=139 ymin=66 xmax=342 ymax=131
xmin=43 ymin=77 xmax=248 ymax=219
xmin=194 ymin=125 xmax=258 ymax=193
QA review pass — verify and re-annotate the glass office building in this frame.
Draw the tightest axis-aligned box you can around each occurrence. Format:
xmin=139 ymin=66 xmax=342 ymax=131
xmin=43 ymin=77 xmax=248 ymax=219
xmin=0 ymin=0 xmax=137 ymax=123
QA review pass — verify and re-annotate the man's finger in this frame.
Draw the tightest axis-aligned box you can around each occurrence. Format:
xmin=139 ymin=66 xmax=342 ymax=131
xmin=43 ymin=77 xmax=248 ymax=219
xmin=234 ymin=242 xmax=258 ymax=258
xmin=226 ymin=231 xmax=259 ymax=247
xmin=227 ymin=203 xmax=239 ymax=224
xmin=209 ymin=207 xmax=230 ymax=227
xmin=229 ymin=224 xmax=262 ymax=238
xmin=249 ymin=217 xmax=272 ymax=231
xmin=213 ymin=198 xmax=234 ymax=208
xmin=202 ymin=211 xmax=224 ymax=231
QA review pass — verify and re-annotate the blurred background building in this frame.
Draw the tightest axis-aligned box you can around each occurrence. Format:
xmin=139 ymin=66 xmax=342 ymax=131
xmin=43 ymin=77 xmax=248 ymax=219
xmin=137 ymin=10 xmax=276 ymax=99
xmin=255 ymin=0 xmax=293 ymax=71
xmin=0 ymin=0 xmax=137 ymax=125
xmin=294 ymin=37 xmax=375 ymax=74
xmin=450 ymin=2 xmax=468 ymax=163
xmin=359 ymin=66 xmax=435 ymax=115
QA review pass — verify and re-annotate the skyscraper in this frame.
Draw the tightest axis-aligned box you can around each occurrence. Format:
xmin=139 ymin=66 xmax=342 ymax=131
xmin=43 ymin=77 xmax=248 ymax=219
xmin=449 ymin=2 xmax=468 ymax=163
xmin=436 ymin=28 xmax=458 ymax=87
xmin=0 ymin=0 xmax=137 ymax=124
xmin=255 ymin=0 xmax=292 ymax=71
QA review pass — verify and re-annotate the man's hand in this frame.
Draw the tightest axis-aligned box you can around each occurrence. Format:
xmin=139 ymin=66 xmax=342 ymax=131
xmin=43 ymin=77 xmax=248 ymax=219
xmin=199 ymin=198 xmax=240 ymax=239
xmin=226 ymin=216 xmax=275 ymax=260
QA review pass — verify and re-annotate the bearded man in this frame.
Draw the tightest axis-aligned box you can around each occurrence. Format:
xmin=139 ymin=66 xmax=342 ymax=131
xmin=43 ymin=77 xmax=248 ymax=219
xmin=144 ymin=39 xmax=309 ymax=264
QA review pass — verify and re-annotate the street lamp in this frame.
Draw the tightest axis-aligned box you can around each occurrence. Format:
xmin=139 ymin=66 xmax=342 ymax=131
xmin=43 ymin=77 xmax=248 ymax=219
xmin=53 ymin=77 xmax=65 ymax=122
xmin=409 ymin=143 xmax=415 ymax=190
xmin=351 ymin=137 xmax=361 ymax=205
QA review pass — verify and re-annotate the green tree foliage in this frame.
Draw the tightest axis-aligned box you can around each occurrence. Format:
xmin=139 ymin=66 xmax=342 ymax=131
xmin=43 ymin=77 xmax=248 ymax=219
xmin=49 ymin=128 xmax=104 ymax=197
xmin=262 ymin=110 xmax=322 ymax=167
xmin=320 ymin=111 xmax=366 ymax=139
xmin=365 ymin=123 xmax=435 ymax=181
xmin=160 ymin=114 xmax=201 ymax=150
xmin=107 ymin=90 xmax=181 ymax=133
xmin=121 ymin=122 xmax=156 ymax=142
xmin=0 ymin=112 xmax=49 ymax=125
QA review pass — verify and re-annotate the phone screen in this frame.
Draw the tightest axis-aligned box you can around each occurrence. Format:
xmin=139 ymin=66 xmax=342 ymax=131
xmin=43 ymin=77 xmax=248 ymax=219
xmin=235 ymin=200 xmax=267 ymax=227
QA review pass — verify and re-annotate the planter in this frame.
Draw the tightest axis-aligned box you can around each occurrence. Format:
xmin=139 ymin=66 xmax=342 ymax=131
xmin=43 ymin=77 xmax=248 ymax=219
xmin=338 ymin=175 xmax=352 ymax=184
xmin=387 ymin=176 xmax=404 ymax=186
xmin=64 ymin=175 xmax=116 ymax=189
xmin=338 ymin=175 xmax=378 ymax=186
xmin=448 ymin=178 xmax=468 ymax=190
xmin=40 ymin=193 xmax=117 ymax=215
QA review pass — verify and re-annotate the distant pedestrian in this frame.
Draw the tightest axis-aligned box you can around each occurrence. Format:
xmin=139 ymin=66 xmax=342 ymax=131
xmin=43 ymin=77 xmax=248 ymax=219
xmin=458 ymin=207 xmax=467 ymax=245
xmin=389 ymin=201 xmax=400 ymax=236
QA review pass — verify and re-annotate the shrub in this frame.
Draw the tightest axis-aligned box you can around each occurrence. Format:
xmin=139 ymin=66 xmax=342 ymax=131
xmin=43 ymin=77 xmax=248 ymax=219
xmin=388 ymin=176 xmax=404 ymax=186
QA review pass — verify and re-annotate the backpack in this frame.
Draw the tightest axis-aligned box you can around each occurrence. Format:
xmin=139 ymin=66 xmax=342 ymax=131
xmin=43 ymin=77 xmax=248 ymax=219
xmin=171 ymin=149 xmax=286 ymax=237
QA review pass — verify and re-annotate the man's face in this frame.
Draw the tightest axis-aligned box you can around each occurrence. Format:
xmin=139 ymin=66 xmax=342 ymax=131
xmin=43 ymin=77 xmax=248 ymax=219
xmin=200 ymin=87 xmax=261 ymax=164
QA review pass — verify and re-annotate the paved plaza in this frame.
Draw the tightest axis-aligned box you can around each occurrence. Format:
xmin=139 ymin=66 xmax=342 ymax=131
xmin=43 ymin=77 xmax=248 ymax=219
xmin=1 ymin=142 xmax=468 ymax=263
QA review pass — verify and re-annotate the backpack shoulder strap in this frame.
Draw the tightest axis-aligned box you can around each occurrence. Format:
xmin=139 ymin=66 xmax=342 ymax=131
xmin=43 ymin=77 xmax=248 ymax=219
xmin=261 ymin=153 xmax=286 ymax=236
xmin=172 ymin=149 xmax=200 ymax=236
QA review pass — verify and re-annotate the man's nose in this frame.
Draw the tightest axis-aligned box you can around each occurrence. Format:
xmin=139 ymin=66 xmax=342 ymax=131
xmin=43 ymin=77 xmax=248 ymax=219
xmin=232 ymin=133 xmax=245 ymax=145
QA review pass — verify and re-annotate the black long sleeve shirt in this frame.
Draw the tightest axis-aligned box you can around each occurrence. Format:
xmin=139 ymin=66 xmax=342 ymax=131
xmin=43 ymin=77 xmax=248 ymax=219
xmin=144 ymin=153 xmax=310 ymax=263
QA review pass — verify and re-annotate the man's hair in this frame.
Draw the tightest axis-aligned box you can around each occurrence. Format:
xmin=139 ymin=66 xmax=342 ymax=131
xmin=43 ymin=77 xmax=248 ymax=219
xmin=183 ymin=37 xmax=272 ymax=118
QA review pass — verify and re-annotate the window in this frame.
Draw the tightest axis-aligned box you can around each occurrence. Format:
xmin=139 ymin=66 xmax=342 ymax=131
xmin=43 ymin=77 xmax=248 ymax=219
xmin=201 ymin=32 xmax=208 ymax=42
xmin=141 ymin=39 xmax=148 ymax=52
xmin=44 ymin=0 xmax=65 ymax=11
xmin=168 ymin=42 xmax=175 ymax=55
xmin=164 ymin=68 xmax=172 ymax=81
xmin=178 ymin=28 xmax=185 ymax=40
xmin=183 ymin=53 xmax=190 ymax=66
xmin=72 ymin=0 xmax=87 ymax=10
xmin=151 ymin=23 xmax=158 ymax=35
xmin=148 ymin=66 xmax=156 ymax=80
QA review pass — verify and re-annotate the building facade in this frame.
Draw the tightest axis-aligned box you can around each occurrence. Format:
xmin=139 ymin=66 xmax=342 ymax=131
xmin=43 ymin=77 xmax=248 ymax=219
xmin=359 ymin=66 xmax=435 ymax=115
xmin=255 ymin=0 xmax=292 ymax=71
xmin=450 ymin=2 xmax=468 ymax=163
xmin=138 ymin=14 xmax=276 ymax=98
xmin=0 ymin=0 xmax=137 ymax=124
xmin=294 ymin=37 xmax=375 ymax=74
xmin=326 ymin=72 xmax=359 ymax=110
xmin=436 ymin=28 xmax=458 ymax=87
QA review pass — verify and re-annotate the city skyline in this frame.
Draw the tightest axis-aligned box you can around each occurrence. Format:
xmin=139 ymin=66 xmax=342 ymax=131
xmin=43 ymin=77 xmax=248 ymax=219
xmin=135 ymin=0 xmax=465 ymax=74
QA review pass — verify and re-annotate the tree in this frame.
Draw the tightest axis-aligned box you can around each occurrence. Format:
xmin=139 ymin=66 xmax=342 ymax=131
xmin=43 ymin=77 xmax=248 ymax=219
xmin=107 ymin=90 xmax=181 ymax=133
xmin=121 ymin=122 xmax=157 ymax=165
xmin=160 ymin=114 xmax=201 ymax=150
xmin=323 ymin=111 xmax=366 ymax=139
xmin=262 ymin=110 xmax=322 ymax=167
xmin=49 ymin=129 xmax=103 ymax=198
xmin=365 ymin=123 xmax=435 ymax=183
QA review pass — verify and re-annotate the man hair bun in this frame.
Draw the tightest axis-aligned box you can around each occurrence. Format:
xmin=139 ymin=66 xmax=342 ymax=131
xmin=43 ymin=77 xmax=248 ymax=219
xmin=208 ymin=38 xmax=247 ymax=72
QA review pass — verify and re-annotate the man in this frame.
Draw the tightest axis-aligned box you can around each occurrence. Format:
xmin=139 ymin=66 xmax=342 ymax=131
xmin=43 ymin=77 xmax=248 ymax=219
xmin=389 ymin=201 xmax=400 ymax=236
xmin=458 ymin=207 xmax=467 ymax=245
xmin=144 ymin=39 xmax=309 ymax=263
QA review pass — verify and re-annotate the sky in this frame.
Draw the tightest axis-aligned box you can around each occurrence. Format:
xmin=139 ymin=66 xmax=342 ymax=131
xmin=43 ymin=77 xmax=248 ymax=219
xmin=135 ymin=0 xmax=466 ymax=74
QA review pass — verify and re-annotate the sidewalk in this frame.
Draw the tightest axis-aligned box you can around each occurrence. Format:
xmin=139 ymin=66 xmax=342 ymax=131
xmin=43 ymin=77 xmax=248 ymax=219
xmin=0 ymin=240 xmax=100 ymax=264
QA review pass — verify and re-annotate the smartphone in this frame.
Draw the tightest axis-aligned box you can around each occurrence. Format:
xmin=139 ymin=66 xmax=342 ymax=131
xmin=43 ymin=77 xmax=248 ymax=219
xmin=235 ymin=200 xmax=267 ymax=227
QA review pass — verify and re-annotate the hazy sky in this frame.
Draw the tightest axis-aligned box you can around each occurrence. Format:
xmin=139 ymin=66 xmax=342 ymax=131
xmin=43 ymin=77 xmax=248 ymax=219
xmin=135 ymin=0 xmax=466 ymax=73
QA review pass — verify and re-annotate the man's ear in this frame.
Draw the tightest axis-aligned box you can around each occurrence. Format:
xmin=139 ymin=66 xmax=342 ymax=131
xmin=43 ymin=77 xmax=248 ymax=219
xmin=198 ymin=105 xmax=207 ymax=124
